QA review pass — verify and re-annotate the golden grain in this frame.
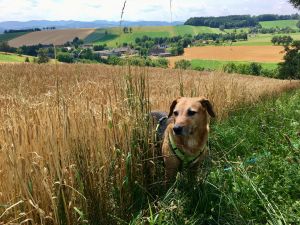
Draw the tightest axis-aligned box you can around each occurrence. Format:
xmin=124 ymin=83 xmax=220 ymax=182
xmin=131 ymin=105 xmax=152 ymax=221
xmin=0 ymin=63 xmax=299 ymax=223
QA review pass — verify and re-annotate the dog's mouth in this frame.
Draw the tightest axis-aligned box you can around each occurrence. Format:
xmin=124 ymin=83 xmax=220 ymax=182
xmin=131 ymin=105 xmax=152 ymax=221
xmin=173 ymin=125 xmax=193 ymax=136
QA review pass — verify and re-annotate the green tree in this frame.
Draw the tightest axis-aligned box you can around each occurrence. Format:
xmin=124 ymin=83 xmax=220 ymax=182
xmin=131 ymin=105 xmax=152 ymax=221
xmin=278 ymin=40 xmax=300 ymax=79
xmin=174 ymin=59 xmax=191 ymax=70
xmin=72 ymin=37 xmax=83 ymax=48
xmin=297 ymin=20 xmax=300 ymax=29
xmin=57 ymin=52 xmax=74 ymax=63
xmin=24 ymin=57 xmax=30 ymax=63
xmin=37 ymin=48 xmax=49 ymax=64
xmin=123 ymin=27 xmax=128 ymax=33
xmin=248 ymin=62 xmax=262 ymax=75
xmin=0 ymin=41 xmax=11 ymax=52
xmin=93 ymin=44 xmax=106 ymax=51
xmin=271 ymin=36 xmax=278 ymax=45
xmin=289 ymin=0 xmax=300 ymax=9
xmin=155 ymin=57 xmax=169 ymax=68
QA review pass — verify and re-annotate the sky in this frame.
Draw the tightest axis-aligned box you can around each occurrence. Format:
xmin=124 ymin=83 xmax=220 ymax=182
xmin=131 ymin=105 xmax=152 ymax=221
xmin=0 ymin=0 xmax=299 ymax=22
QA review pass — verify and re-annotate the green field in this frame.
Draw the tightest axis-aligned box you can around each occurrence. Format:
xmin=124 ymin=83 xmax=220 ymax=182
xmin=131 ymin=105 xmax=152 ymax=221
xmin=84 ymin=25 xmax=223 ymax=47
xmin=232 ymin=32 xmax=300 ymax=46
xmin=191 ymin=59 xmax=278 ymax=70
xmin=0 ymin=52 xmax=34 ymax=62
xmin=0 ymin=32 xmax=30 ymax=42
xmin=259 ymin=19 xmax=299 ymax=29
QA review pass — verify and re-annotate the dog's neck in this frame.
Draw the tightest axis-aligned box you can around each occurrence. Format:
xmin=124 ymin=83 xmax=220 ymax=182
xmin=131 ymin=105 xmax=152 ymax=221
xmin=171 ymin=125 xmax=209 ymax=155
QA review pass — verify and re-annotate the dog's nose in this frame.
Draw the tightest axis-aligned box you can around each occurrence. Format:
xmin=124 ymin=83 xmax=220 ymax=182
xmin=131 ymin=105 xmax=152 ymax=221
xmin=173 ymin=125 xmax=183 ymax=135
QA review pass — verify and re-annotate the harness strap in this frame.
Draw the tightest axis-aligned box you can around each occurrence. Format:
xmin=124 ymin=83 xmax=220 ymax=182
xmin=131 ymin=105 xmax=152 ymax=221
xmin=168 ymin=133 xmax=206 ymax=168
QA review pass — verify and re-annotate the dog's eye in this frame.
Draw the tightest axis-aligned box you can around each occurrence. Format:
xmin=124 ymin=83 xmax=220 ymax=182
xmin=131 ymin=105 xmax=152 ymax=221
xmin=187 ymin=110 xmax=197 ymax=116
xmin=173 ymin=111 xmax=179 ymax=116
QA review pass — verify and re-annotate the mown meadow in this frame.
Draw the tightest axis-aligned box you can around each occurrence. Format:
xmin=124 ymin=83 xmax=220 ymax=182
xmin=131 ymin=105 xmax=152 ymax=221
xmin=0 ymin=52 xmax=34 ymax=63
xmin=0 ymin=63 xmax=299 ymax=224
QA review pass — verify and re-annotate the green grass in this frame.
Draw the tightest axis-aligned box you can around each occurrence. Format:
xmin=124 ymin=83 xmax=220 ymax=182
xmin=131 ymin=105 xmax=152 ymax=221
xmin=84 ymin=25 xmax=223 ymax=47
xmin=232 ymin=32 xmax=300 ymax=46
xmin=0 ymin=52 xmax=35 ymax=62
xmin=191 ymin=59 xmax=278 ymax=71
xmin=259 ymin=20 xmax=299 ymax=29
xmin=131 ymin=89 xmax=300 ymax=224
xmin=0 ymin=32 xmax=30 ymax=42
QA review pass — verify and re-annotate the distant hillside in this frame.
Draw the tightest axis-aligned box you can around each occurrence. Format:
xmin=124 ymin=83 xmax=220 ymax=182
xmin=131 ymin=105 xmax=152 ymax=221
xmin=8 ymin=29 xmax=95 ymax=47
xmin=0 ymin=20 xmax=183 ymax=33
xmin=85 ymin=25 xmax=222 ymax=47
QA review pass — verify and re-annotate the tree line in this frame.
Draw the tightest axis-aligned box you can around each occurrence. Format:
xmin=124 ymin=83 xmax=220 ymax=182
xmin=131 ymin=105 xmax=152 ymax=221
xmin=249 ymin=26 xmax=298 ymax=35
xmin=271 ymin=35 xmax=293 ymax=46
xmin=184 ymin=14 xmax=300 ymax=29
xmin=4 ymin=28 xmax=42 ymax=33
xmin=194 ymin=33 xmax=248 ymax=42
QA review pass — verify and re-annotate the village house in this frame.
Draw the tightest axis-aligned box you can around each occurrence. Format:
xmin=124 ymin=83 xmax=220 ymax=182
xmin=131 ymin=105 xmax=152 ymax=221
xmin=149 ymin=46 xmax=166 ymax=56
xmin=93 ymin=47 xmax=138 ymax=58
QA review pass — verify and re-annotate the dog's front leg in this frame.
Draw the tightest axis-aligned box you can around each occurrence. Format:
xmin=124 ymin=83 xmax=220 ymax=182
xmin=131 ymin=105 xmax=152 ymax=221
xmin=163 ymin=155 xmax=181 ymax=187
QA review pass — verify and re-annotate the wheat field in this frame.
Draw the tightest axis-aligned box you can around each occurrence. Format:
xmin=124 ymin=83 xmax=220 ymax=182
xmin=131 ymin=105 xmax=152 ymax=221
xmin=0 ymin=63 xmax=299 ymax=224
xmin=8 ymin=29 xmax=95 ymax=48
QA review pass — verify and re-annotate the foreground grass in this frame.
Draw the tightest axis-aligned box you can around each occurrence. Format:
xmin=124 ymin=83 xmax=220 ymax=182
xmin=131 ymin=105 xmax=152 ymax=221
xmin=132 ymin=89 xmax=300 ymax=224
xmin=191 ymin=59 xmax=278 ymax=71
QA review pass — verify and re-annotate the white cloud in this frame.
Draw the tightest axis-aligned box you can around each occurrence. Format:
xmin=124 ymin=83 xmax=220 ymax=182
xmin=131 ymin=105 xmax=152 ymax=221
xmin=0 ymin=0 xmax=298 ymax=22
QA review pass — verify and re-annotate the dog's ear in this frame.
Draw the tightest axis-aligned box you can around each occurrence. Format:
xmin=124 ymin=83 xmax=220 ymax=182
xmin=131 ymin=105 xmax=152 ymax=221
xmin=200 ymin=98 xmax=216 ymax=118
xmin=168 ymin=97 xmax=180 ymax=118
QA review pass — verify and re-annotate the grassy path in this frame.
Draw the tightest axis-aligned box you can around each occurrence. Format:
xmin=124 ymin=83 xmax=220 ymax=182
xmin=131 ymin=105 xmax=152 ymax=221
xmin=131 ymin=89 xmax=300 ymax=224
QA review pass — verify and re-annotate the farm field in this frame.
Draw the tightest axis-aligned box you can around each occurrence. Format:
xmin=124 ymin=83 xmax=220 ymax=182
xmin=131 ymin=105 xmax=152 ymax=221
xmin=0 ymin=31 xmax=30 ymax=42
xmin=233 ymin=32 xmax=300 ymax=46
xmin=190 ymin=59 xmax=278 ymax=71
xmin=168 ymin=45 xmax=285 ymax=68
xmin=259 ymin=19 xmax=299 ymax=29
xmin=85 ymin=25 xmax=223 ymax=47
xmin=8 ymin=28 xmax=95 ymax=47
xmin=0 ymin=52 xmax=35 ymax=62
xmin=0 ymin=63 xmax=299 ymax=224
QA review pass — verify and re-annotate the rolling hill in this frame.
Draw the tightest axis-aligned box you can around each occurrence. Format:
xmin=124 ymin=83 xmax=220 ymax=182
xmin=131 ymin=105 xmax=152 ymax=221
xmin=84 ymin=25 xmax=223 ymax=47
xmin=8 ymin=29 xmax=95 ymax=47
xmin=3 ymin=20 xmax=300 ymax=48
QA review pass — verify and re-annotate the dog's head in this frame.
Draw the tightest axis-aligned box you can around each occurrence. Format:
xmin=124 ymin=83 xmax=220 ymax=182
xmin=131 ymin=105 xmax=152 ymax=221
xmin=168 ymin=97 xmax=215 ymax=136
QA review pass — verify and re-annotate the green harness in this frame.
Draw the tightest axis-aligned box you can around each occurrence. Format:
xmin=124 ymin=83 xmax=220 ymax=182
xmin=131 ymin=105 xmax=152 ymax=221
xmin=168 ymin=133 xmax=206 ymax=168
xmin=155 ymin=120 xmax=206 ymax=168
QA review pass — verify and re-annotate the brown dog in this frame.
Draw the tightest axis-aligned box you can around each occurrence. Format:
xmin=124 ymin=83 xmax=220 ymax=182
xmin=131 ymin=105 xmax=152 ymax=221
xmin=152 ymin=97 xmax=215 ymax=184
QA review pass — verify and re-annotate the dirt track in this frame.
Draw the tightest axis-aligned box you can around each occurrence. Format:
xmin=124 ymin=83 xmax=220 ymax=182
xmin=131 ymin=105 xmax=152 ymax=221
xmin=168 ymin=46 xmax=285 ymax=67
xmin=8 ymin=29 xmax=95 ymax=47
